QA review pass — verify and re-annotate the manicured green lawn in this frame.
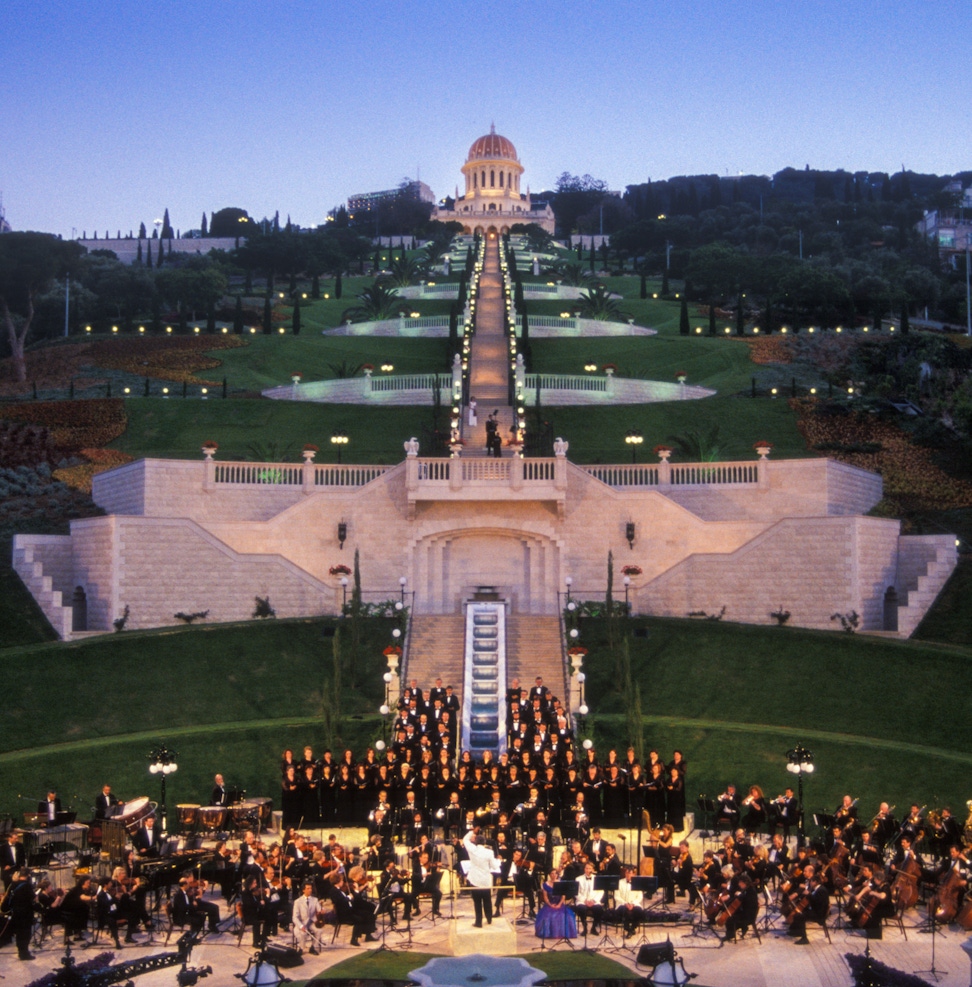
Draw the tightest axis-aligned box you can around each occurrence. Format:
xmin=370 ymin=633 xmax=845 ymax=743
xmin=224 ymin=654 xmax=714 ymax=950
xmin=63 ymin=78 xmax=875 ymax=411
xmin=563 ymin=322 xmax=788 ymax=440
xmin=112 ymin=398 xmax=446 ymax=463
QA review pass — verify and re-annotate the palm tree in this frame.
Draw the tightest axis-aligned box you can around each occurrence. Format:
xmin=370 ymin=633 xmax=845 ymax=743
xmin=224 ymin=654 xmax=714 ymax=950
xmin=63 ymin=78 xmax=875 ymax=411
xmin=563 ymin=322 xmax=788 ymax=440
xmin=578 ymin=284 xmax=624 ymax=321
xmin=666 ymin=424 xmax=721 ymax=462
xmin=381 ymin=255 xmax=425 ymax=288
xmin=340 ymin=282 xmax=407 ymax=322
xmin=553 ymin=260 xmax=592 ymax=287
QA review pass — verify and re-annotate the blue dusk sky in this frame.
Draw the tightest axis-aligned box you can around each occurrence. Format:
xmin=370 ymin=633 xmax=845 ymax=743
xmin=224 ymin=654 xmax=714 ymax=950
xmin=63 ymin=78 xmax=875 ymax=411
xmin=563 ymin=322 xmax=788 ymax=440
xmin=2 ymin=0 xmax=969 ymax=238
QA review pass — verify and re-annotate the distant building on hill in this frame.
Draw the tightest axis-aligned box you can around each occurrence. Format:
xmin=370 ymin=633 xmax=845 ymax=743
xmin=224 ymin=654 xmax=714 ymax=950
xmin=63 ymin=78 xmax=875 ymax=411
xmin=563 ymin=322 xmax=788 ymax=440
xmin=348 ymin=180 xmax=435 ymax=216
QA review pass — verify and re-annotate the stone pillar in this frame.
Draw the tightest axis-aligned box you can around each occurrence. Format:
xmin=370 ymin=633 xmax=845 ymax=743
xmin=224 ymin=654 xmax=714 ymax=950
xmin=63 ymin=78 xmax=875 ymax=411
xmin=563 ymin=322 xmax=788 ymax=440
xmin=511 ymin=453 xmax=523 ymax=490
xmin=449 ymin=459 xmax=462 ymax=491
xmin=302 ymin=458 xmax=315 ymax=494
xmin=203 ymin=457 xmax=216 ymax=492
xmin=514 ymin=353 xmax=526 ymax=396
xmin=658 ymin=459 xmax=671 ymax=487
xmin=386 ymin=653 xmax=401 ymax=707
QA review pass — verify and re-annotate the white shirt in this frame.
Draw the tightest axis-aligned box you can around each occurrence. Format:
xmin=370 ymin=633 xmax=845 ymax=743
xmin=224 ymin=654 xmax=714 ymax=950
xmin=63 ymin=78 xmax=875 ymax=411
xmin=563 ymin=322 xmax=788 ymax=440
xmin=576 ymin=873 xmax=602 ymax=905
xmin=462 ymin=832 xmax=499 ymax=888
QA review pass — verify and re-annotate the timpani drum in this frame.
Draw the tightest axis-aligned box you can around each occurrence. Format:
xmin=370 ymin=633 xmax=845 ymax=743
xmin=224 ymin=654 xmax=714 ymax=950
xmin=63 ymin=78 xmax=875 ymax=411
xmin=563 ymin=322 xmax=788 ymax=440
xmin=244 ymin=798 xmax=272 ymax=831
xmin=177 ymin=804 xmax=200 ymax=830
xmin=117 ymin=797 xmax=155 ymax=835
xmin=230 ymin=803 xmax=260 ymax=830
xmin=198 ymin=806 xmax=227 ymax=832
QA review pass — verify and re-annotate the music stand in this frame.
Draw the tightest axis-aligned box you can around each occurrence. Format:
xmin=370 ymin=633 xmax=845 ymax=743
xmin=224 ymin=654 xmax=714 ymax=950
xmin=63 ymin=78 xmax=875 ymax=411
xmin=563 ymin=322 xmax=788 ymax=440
xmin=630 ymin=875 xmax=659 ymax=945
xmin=539 ymin=881 xmax=578 ymax=951
xmin=592 ymin=874 xmax=621 ymax=950
xmin=696 ymin=798 xmax=717 ymax=838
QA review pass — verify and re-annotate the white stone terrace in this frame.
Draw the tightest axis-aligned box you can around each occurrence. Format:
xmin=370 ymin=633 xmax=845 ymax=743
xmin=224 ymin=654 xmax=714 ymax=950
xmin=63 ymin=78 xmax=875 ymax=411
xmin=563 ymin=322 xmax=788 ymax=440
xmin=322 ymin=312 xmax=652 ymax=337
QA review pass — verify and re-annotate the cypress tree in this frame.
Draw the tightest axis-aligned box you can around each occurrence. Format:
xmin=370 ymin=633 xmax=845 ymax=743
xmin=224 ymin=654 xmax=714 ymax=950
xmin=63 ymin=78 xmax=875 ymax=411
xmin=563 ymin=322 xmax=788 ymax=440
xmin=151 ymin=295 xmax=161 ymax=333
xmin=292 ymin=295 xmax=301 ymax=336
xmin=312 ymin=273 xmax=320 ymax=299
xmin=521 ymin=302 xmax=529 ymax=340
xmin=245 ymin=269 xmax=253 ymax=295
xmin=136 ymin=240 xmax=143 ymax=266
xmin=146 ymin=239 xmax=153 ymax=267
xmin=662 ymin=268 xmax=670 ymax=295
xmin=640 ymin=274 xmax=647 ymax=299
xmin=900 ymin=305 xmax=910 ymax=336
xmin=679 ymin=298 xmax=690 ymax=335
xmin=709 ymin=305 xmax=717 ymax=336
xmin=201 ymin=212 xmax=208 ymax=236
xmin=289 ymin=272 xmax=296 ymax=295
xmin=263 ymin=295 xmax=272 ymax=334
xmin=335 ymin=271 xmax=342 ymax=299
xmin=373 ymin=248 xmax=380 ymax=271
xmin=589 ymin=243 xmax=596 ymax=272
xmin=576 ymin=239 xmax=582 ymax=259
xmin=206 ymin=299 xmax=216 ymax=334
xmin=736 ymin=300 xmax=745 ymax=336
xmin=161 ymin=208 xmax=172 ymax=239
xmin=448 ymin=304 xmax=458 ymax=356
xmin=138 ymin=221 xmax=147 ymax=238
xmin=233 ymin=295 xmax=244 ymax=334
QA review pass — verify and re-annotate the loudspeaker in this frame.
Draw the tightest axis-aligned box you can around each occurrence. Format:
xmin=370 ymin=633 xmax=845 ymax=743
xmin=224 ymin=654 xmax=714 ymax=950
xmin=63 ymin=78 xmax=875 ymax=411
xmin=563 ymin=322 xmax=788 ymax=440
xmin=636 ymin=940 xmax=673 ymax=968
xmin=264 ymin=944 xmax=303 ymax=968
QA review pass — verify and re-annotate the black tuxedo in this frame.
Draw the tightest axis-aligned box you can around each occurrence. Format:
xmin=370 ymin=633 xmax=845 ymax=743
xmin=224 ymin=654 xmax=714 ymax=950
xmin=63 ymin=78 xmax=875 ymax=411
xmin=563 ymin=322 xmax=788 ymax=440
xmin=1 ymin=842 xmax=25 ymax=886
xmin=38 ymin=797 xmax=62 ymax=824
xmin=134 ymin=825 xmax=163 ymax=857
xmin=211 ymin=785 xmax=228 ymax=807
xmin=95 ymin=792 xmax=121 ymax=819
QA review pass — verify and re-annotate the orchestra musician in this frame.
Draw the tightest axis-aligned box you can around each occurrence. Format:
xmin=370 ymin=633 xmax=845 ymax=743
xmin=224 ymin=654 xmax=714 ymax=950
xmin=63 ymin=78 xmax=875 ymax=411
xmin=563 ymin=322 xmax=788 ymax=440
xmin=37 ymin=790 xmax=62 ymax=827
xmin=741 ymin=786 xmax=768 ymax=836
xmin=674 ymin=840 xmax=699 ymax=905
xmin=211 ymin=774 xmax=228 ymax=807
xmin=722 ymin=872 xmax=760 ymax=943
xmin=846 ymin=864 xmax=893 ymax=938
xmin=0 ymin=869 xmax=35 ymax=960
xmin=715 ymin=785 xmax=740 ymax=829
xmin=869 ymin=802 xmax=897 ymax=849
xmin=786 ymin=864 xmax=829 ymax=945
xmin=133 ymin=816 xmax=163 ymax=857
xmin=573 ymin=860 xmax=604 ymax=936
xmin=835 ymin=795 xmax=860 ymax=842
xmin=766 ymin=833 xmax=790 ymax=886
xmin=1 ymin=832 xmax=25 ymax=889
xmin=610 ymin=864 xmax=645 ymax=938
xmin=292 ymin=881 xmax=321 ymax=954
xmin=94 ymin=784 xmax=121 ymax=820
xmin=930 ymin=807 xmax=963 ymax=858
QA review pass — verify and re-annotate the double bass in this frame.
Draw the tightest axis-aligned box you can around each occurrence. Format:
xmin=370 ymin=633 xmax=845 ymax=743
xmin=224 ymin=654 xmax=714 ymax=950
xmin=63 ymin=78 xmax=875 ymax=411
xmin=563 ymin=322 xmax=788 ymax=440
xmin=890 ymin=855 xmax=922 ymax=910
xmin=927 ymin=867 xmax=965 ymax=924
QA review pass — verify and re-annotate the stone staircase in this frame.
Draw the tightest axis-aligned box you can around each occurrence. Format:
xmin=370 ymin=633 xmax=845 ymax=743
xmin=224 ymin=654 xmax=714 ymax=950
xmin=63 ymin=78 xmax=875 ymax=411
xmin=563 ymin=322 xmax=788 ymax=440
xmin=505 ymin=615 xmax=568 ymax=709
xmin=896 ymin=537 xmax=957 ymax=637
xmin=405 ymin=614 xmax=466 ymax=696
xmin=405 ymin=613 xmax=568 ymax=712
xmin=12 ymin=538 xmax=73 ymax=639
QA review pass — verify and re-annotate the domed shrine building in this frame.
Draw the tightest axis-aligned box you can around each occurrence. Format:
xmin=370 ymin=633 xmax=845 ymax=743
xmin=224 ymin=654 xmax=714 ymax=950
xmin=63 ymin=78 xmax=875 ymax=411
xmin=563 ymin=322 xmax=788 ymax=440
xmin=433 ymin=126 xmax=555 ymax=235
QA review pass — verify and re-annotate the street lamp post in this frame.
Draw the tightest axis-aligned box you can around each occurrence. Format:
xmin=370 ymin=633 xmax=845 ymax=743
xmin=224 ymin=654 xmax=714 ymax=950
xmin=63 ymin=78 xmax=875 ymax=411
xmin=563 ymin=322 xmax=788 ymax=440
xmin=565 ymin=576 xmax=573 ymax=605
xmin=399 ymin=575 xmax=407 ymax=604
xmin=148 ymin=744 xmax=178 ymax=835
xmin=623 ymin=575 xmax=631 ymax=615
xmin=340 ymin=576 xmax=348 ymax=610
xmin=625 ymin=430 xmax=643 ymax=464
xmin=786 ymin=744 xmax=815 ymax=849
xmin=330 ymin=430 xmax=349 ymax=464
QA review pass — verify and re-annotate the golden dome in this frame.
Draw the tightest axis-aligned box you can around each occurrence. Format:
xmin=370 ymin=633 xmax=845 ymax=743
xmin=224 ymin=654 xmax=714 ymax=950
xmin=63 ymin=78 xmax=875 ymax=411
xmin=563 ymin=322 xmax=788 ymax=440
xmin=467 ymin=125 xmax=518 ymax=162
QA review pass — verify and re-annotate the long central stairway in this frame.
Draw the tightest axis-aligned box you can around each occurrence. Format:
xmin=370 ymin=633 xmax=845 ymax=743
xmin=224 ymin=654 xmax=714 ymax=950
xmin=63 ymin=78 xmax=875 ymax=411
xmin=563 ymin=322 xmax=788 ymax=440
xmin=464 ymin=236 xmax=514 ymax=457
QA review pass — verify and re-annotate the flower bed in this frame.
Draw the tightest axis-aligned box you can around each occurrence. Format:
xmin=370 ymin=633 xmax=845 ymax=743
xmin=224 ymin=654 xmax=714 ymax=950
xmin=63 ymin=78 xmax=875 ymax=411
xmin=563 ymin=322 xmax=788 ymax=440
xmin=88 ymin=335 xmax=246 ymax=385
xmin=747 ymin=336 xmax=793 ymax=365
xmin=792 ymin=398 xmax=972 ymax=512
xmin=0 ymin=399 xmax=127 ymax=449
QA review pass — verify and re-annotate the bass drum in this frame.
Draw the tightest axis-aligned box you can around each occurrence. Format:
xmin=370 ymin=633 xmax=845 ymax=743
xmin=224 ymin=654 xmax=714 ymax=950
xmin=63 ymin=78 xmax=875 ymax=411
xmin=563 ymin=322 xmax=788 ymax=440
xmin=117 ymin=797 xmax=155 ymax=835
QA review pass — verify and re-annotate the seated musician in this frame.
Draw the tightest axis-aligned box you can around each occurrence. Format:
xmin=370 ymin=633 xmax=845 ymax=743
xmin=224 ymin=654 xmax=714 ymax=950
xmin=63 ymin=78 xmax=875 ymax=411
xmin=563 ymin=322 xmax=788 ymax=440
xmin=889 ymin=834 xmax=924 ymax=881
xmin=133 ymin=816 xmax=163 ymax=857
xmin=377 ymin=859 xmax=414 ymax=926
xmin=495 ymin=847 xmax=527 ymax=915
xmin=870 ymin=802 xmax=897 ymax=849
xmin=698 ymin=850 xmax=724 ymax=901
xmin=173 ymin=875 xmax=221 ymax=936
xmin=846 ymin=864 xmax=893 ymax=938
xmin=573 ymin=860 xmax=604 ymax=936
xmin=240 ymin=878 xmax=270 ymax=947
xmin=110 ymin=866 xmax=150 ymax=935
xmin=94 ymin=879 xmax=126 ymax=948
xmin=766 ymin=833 xmax=790 ymax=886
xmin=716 ymin=785 xmax=740 ymax=828
xmin=326 ymin=872 xmax=378 ymax=946
xmin=411 ymin=850 xmax=442 ymax=917
xmin=787 ymin=864 xmax=829 ymax=945
xmin=60 ymin=876 xmax=96 ymax=942
xmin=898 ymin=804 xmax=925 ymax=846
xmin=742 ymin=786 xmax=768 ymax=836
xmin=722 ymin=872 xmax=760 ymax=942
xmin=855 ymin=831 xmax=884 ymax=869
xmin=292 ymin=882 xmax=321 ymax=954
xmin=931 ymin=807 xmax=963 ymax=858
xmin=835 ymin=795 xmax=860 ymax=843
xmin=610 ymin=864 xmax=645 ymax=938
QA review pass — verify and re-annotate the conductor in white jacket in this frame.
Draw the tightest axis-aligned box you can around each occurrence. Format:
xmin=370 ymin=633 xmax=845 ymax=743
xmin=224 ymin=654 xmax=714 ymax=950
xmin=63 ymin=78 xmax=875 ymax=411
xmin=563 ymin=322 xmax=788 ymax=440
xmin=462 ymin=827 xmax=498 ymax=927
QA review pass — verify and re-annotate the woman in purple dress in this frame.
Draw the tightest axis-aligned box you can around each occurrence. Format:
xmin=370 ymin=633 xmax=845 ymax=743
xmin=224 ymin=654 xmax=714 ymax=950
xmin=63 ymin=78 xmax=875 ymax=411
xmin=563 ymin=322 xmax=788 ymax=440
xmin=534 ymin=868 xmax=578 ymax=941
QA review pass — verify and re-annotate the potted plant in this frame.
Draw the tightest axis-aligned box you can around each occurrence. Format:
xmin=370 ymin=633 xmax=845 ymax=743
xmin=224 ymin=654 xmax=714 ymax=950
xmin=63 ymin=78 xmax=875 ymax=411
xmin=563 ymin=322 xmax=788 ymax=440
xmin=201 ymin=441 xmax=218 ymax=460
xmin=754 ymin=440 xmax=774 ymax=459
xmin=302 ymin=443 xmax=319 ymax=462
xmin=654 ymin=444 xmax=673 ymax=461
